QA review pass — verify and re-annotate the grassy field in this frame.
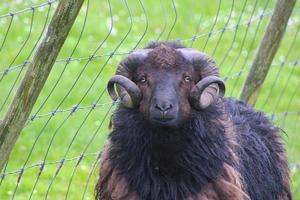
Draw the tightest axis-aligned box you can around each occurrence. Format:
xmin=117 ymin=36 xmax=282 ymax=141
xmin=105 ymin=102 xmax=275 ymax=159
xmin=0 ymin=0 xmax=299 ymax=199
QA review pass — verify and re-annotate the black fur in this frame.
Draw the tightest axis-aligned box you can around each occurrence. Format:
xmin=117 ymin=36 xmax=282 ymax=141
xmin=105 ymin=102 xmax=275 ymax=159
xmin=109 ymin=100 xmax=231 ymax=199
xmin=225 ymin=100 xmax=290 ymax=200
xmin=103 ymin=98 xmax=289 ymax=200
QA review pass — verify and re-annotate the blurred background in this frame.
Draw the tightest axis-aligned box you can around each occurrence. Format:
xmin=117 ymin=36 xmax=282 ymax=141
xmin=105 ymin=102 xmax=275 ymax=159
xmin=0 ymin=0 xmax=299 ymax=199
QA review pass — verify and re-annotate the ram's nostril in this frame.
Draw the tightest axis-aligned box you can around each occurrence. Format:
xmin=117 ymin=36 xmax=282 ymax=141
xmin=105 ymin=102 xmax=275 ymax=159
xmin=155 ymin=103 xmax=173 ymax=112
xmin=167 ymin=104 xmax=173 ymax=110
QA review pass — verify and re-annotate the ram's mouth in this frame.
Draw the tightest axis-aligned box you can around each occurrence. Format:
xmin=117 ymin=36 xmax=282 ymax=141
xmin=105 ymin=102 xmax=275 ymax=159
xmin=151 ymin=117 xmax=177 ymax=126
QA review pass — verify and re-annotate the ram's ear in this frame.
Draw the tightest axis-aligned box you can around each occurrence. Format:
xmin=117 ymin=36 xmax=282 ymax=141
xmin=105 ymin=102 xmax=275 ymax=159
xmin=108 ymin=114 xmax=114 ymax=130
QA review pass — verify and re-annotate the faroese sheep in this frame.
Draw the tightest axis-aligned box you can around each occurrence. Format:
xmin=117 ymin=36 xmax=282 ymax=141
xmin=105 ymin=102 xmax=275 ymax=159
xmin=95 ymin=42 xmax=291 ymax=200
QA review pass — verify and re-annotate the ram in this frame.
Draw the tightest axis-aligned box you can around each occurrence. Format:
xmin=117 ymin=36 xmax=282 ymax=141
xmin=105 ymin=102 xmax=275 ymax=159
xmin=95 ymin=42 xmax=291 ymax=200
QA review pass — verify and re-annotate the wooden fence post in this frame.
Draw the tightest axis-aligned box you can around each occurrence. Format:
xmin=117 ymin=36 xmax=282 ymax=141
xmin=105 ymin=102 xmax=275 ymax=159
xmin=0 ymin=0 xmax=84 ymax=172
xmin=239 ymin=0 xmax=297 ymax=106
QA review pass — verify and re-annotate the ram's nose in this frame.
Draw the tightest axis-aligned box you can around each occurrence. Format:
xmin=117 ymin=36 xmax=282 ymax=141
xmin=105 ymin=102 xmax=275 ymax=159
xmin=155 ymin=101 xmax=173 ymax=112
xmin=150 ymin=99 xmax=178 ymax=126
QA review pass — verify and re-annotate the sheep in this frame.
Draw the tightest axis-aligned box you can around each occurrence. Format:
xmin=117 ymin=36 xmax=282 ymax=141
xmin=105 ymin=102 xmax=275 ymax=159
xmin=95 ymin=41 xmax=291 ymax=200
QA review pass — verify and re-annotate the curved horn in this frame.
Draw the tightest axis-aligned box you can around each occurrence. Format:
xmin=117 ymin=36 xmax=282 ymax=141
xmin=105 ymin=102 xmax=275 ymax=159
xmin=107 ymin=49 xmax=152 ymax=108
xmin=177 ymin=48 xmax=225 ymax=110
xmin=189 ymin=76 xmax=225 ymax=110
xmin=107 ymin=75 xmax=142 ymax=108
xmin=177 ymin=48 xmax=219 ymax=77
xmin=116 ymin=49 xmax=153 ymax=78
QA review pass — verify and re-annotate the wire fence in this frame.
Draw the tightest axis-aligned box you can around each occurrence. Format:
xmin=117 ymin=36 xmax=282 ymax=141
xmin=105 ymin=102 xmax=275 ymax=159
xmin=0 ymin=0 xmax=299 ymax=199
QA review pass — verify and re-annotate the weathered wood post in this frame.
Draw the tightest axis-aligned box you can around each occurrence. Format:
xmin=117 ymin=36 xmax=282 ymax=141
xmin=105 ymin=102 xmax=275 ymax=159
xmin=0 ymin=0 xmax=84 ymax=172
xmin=239 ymin=0 xmax=297 ymax=106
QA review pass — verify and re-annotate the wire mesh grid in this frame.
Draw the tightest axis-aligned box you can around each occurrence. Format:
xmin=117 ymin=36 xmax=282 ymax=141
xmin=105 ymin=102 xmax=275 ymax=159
xmin=0 ymin=0 xmax=299 ymax=199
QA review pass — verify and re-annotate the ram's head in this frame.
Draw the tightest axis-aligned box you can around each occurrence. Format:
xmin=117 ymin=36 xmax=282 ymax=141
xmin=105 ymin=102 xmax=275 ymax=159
xmin=107 ymin=42 xmax=225 ymax=127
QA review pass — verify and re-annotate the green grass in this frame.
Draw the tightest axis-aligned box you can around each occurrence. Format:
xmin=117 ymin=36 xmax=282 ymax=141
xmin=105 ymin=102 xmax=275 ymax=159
xmin=0 ymin=0 xmax=299 ymax=199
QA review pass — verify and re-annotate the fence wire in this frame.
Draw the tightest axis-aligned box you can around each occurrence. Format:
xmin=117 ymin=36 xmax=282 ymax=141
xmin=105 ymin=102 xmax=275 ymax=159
xmin=0 ymin=0 xmax=299 ymax=199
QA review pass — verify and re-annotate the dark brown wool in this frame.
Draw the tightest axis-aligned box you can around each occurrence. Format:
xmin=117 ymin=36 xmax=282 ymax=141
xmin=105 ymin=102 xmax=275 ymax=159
xmin=147 ymin=45 xmax=179 ymax=69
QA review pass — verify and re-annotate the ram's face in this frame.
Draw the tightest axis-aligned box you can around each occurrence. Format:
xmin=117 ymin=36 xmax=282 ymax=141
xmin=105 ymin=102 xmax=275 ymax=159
xmin=107 ymin=43 xmax=225 ymax=128
xmin=134 ymin=61 xmax=198 ymax=127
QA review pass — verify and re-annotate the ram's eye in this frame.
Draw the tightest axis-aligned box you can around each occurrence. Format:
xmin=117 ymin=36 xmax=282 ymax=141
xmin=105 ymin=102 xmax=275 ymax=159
xmin=139 ymin=76 xmax=147 ymax=83
xmin=184 ymin=76 xmax=192 ymax=83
